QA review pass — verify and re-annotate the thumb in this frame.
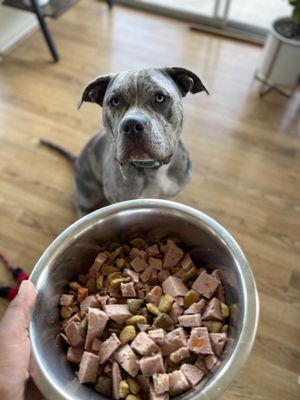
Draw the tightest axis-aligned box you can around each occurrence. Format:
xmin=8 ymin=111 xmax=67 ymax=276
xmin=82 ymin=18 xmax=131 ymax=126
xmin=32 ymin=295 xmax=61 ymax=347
xmin=0 ymin=280 xmax=36 ymax=334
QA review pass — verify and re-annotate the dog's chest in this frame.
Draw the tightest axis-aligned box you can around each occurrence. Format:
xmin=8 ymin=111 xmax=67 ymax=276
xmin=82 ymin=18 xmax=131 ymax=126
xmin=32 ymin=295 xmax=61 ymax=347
xmin=141 ymin=165 xmax=180 ymax=198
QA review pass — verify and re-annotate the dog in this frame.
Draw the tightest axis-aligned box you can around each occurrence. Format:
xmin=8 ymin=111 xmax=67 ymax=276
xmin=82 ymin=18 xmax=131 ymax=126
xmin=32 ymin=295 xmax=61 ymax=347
xmin=41 ymin=67 xmax=208 ymax=215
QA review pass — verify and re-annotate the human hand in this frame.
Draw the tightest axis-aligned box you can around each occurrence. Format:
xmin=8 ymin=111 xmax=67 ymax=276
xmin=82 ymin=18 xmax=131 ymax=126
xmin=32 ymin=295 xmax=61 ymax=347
xmin=0 ymin=280 xmax=38 ymax=400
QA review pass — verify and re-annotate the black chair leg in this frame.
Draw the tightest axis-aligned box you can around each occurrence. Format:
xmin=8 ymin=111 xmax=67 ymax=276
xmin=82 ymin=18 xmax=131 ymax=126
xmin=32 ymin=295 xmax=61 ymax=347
xmin=30 ymin=0 xmax=59 ymax=62
xmin=107 ymin=0 xmax=116 ymax=9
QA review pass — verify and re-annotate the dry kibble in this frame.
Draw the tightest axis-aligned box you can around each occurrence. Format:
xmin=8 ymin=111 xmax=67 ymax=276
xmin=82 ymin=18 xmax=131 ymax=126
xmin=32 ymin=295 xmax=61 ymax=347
xmin=86 ymin=278 xmax=97 ymax=294
xmin=125 ymin=315 xmax=148 ymax=326
xmin=202 ymin=321 xmax=223 ymax=333
xmin=69 ymin=282 xmax=81 ymax=291
xmin=221 ymin=324 xmax=229 ymax=334
xmin=130 ymin=238 xmax=146 ymax=248
xmin=146 ymin=303 xmax=161 ymax=316
xmin=80 ymin=317 xmax=88 ymax=336
xmin=137 ymin=288 xmax=149 ymax=298
xmin=107 ymin=271 xmax=122 ymax=283
xmin=95 ymin=375 xmax=112 ymax=396
xmin=77 ymin=287 xmax=89 ymax=302
xmin=78 ymin=274 xmax=87 ymax=285
xmin=119 ymin=325 xmax=136 ymax=344
xmin=220 ymin=302 xmax=230 ymax=319
xmin=153 ymin=313 xmax=174 ymax=330
xmin=127 ymin=298 xmax=144 ymax=314
xmin=71 ymin=305 xmax=79 ymax=314
xmin=116 ymin=258 xmax=126 ymax=269
xmin=61 ymin=306 xmax=72 ymax=319
xmin=119 ymin=380 xmax=130 ymax=398
xmin=184 ymin=289 xmax=200 ymax=309
xmin=127 ymin=377 xmax=141 ymax=394
xmin=102 ymin=264 xmax=119 ymax=275
xmin=158 ymin=294 xmax=174 ymax=313
xmin=182 ymin=266 xmax=198 ymax=282
xmin=126 ymin=395 xmax=141 ymax=400
xmin=96 ymin=275 xmax=104 ymax=290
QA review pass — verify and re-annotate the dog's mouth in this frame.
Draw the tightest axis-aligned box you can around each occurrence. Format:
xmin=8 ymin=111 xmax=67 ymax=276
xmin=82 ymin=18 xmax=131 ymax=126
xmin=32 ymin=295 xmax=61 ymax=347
xmin=117 ymin=140 xmax=171 ymax=167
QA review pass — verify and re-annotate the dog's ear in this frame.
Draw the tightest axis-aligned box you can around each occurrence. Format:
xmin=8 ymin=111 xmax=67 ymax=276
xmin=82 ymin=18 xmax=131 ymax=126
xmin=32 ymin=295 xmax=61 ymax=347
xmin=162 ymin=67 xmax=209 ymax=97
xmin=78 ymin=75 xmax=113 ymax=109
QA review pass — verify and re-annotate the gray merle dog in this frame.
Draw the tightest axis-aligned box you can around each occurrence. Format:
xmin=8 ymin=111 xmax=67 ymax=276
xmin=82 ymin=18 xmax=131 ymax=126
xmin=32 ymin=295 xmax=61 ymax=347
xmin=41 ymin=67 xmax=208 ymax=215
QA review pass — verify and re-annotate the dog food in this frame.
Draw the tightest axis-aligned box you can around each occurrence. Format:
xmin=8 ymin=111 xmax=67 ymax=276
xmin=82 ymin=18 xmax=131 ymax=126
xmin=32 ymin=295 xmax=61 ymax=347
xmin=59 ymin=238 xmax=230 ymax=399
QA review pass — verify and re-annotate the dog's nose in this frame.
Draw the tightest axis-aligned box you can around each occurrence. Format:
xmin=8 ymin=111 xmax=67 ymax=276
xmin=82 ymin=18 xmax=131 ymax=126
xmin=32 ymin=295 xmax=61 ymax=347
xmin=121 ymin=116 xmax=146 ymax=136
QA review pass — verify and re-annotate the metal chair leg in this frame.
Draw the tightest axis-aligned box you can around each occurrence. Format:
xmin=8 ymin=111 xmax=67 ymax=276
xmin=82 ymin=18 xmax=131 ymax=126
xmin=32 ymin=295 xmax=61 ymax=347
xmin=30 ymin=0 xmax=59 ymax=62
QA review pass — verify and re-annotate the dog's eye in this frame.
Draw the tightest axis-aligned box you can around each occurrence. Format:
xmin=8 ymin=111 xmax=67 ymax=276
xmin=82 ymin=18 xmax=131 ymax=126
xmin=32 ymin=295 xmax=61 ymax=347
xmin=155 ymin=93 xmax=165 ymax=103
xmin=110 ymin=97 xmax=120 ymax=107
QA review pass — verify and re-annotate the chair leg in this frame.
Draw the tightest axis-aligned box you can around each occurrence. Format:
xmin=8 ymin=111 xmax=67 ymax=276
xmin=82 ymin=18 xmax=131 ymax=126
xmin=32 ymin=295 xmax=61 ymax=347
xmin=30 ymin=0 xmax=59 ymax=62
xmin=107 ymin=0 xmax=116 ymax=9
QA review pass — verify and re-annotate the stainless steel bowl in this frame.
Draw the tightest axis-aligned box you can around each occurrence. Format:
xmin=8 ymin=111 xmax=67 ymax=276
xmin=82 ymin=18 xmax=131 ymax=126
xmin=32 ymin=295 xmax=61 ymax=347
xmin=29 ymin=199 xmax=259 ymax=400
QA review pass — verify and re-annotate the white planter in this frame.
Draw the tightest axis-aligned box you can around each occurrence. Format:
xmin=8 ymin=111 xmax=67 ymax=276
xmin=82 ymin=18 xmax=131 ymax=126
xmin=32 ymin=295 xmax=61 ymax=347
xmin=256 ymin=17 xmax=300 ymax=93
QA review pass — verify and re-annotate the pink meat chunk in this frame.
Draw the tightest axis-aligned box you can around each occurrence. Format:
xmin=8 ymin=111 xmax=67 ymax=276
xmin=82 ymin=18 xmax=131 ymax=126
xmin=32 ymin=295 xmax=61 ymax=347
xmin=184 ymin=299 xmax=206 ymax=315
xmin=180 ymin=363 xmax=204 ymax=385
xmin=195 ymin=356 xmax=209 ymax=374
xmin=137 ymin=323 xmax=150 ymax=332
xmin=168 ymin=370 xmax=191 ymax=396
xmin=91 ymin=337 xmax=102 ymax=352
xmin=120 ymin=282 xmax=136 ymax=297
xmin=162 ymin=276 xmax=188 ymax=297
xmin=163 ymin=245 xmax=184 ymax=269
xmin=140 ymin=266 xmax=153 ymax=283
xmin=209 ymin=333 xmax=227 ymax=356
xmin=85 ymin=308 xmax=109 ymax=350
xmin=60 ymin=294 xmax=74 ymax=306
xmin=129 ymin=248 xmax=147 ymax=261
xmin=169 ymin=302 xmax=183 ymax=323
xmin=181 ymin=253 xmax=195 ymax=271
xmin=188 ymin=327 xmax=213 ymax=355
xmin=145 ymin=286 xmax=162 ymax=305
xmin=65 ymin=321 xmax=85 ymax=348
xmin=178 ymin=314 xmax=202 ymax=328
xmin=89 ymin=251 xmax=109 ymax=277
xmin=114 ymin=344 xmax=140 ymax=377
xmin=140 ymin=352 xmax=165 ymax=376
xmin=146 ymin=244 xmax=160 ymax=258
xmin=99 ymin=333 xmax=121 ymax=364
xmin=192 ymin=272 xmax=220 ymax=299
xmin=131 ymin=332 xmax=159 ymax=356
xmin=161 ymin=328 xmax=187 ymax=356
xmin=169 ymin=347 xmax=190 ymax=364
xmin=211 ymin=269 xmax=221 ymax=280
xmin=130 ymin=257 xmax=149 ymax=272
xmin=205 ymin=354 xmax=219 ymax=370
xmin=153 ymin=373 xmax=170 ymax=394
xmin=105 ymin=304 xmax=132 ymax=325
xmin=112 ymin=361 xmax=122 ymax=400
xmin=158 ymin=270 xmax=170 ymax=283
xmin=149 ymin=384 xmax=170 ymax=400
xmin=80 ymin=295 xmax=100 ymax=312
xmin=202 ymin=297 xmax=223 ymax=321
xmin=149 ymin=269 xmax=158 ymax=285
xmin=148 ymin=257 xmax=163 ymax=270
xmin=78 ymin=351 xmax=100 ymax=384
xmin=123 ymin=268 xmax=139 ymax=283
xmin=148 ymin=329 xmax=165 ymax=346
xmin=96 ymin=294 xmax=110 ymax=309
xmin=174 ymin=297 xmax=184 ymax=307
xmin=108 ymin=297 xmax=118 ymax=305
xmin=67 ymin=347 xmax=84 ymax=364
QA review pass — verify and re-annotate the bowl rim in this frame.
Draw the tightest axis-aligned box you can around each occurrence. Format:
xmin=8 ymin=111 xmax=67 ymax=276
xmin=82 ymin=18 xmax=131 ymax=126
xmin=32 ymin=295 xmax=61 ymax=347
xmin=29 ymin=199 xmax=259 ymax=400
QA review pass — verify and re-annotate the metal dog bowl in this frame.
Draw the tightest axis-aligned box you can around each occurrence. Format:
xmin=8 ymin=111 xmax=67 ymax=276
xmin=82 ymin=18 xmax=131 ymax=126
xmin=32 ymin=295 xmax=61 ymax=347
xmin=29 ymin=199 xmax=259 ymax=400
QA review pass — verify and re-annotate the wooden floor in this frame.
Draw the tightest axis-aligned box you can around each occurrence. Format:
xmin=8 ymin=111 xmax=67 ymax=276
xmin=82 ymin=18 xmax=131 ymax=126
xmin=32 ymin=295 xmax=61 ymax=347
xmin=0 ymin=1 xmax=300 ymax=399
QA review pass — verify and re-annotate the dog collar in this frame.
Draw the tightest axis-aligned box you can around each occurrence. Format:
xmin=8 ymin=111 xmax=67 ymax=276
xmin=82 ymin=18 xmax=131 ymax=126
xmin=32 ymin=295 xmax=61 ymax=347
xmin=132 ymin=160 xmax=160 ymax=169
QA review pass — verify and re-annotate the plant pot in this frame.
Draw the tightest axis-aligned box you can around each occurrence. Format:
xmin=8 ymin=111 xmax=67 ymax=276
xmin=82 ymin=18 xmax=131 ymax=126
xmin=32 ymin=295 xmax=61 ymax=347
xmin=256 ymin=17 xmax=300 ymax=95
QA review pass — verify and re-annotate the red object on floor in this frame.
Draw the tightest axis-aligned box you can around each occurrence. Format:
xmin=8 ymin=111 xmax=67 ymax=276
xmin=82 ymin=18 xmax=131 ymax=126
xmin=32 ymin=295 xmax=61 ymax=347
xmin=0 ymin=251 xmax=29 ymax=301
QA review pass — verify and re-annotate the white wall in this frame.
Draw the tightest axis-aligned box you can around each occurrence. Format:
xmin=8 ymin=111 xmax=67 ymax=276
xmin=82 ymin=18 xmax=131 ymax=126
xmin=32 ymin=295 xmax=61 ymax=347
xmin=0 ymin=5 xmax=37 ymax=54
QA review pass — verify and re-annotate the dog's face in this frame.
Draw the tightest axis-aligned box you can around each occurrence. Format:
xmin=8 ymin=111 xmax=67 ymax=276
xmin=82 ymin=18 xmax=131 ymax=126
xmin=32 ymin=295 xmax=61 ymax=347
xmin=79 ymin=68 xmax=208 ymax=165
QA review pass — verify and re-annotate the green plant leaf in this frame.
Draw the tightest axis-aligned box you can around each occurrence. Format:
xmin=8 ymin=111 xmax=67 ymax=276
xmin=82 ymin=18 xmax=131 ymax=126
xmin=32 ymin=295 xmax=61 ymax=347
xmin=292 ymin=8 xmax=300 ymax=23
